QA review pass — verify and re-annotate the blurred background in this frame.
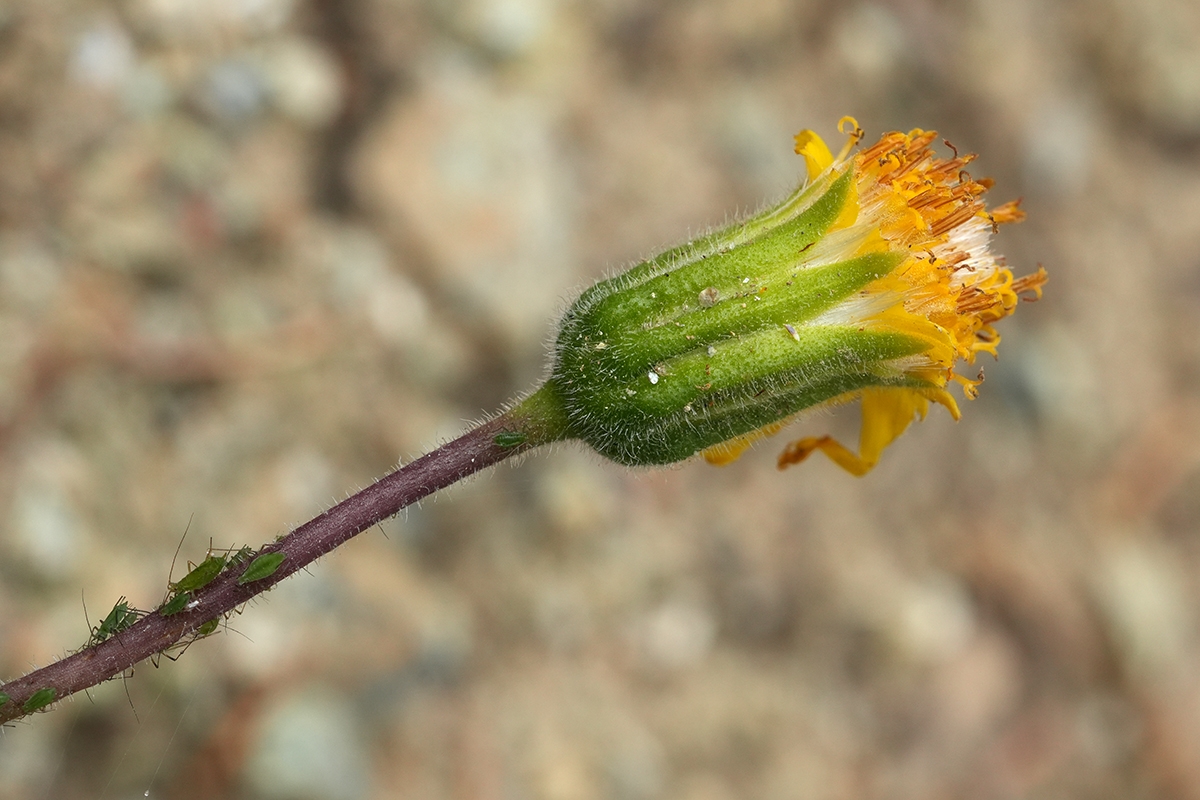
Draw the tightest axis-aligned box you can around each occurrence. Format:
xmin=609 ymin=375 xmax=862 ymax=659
xmin=1 ymin=0 xmax=1199 ymax=797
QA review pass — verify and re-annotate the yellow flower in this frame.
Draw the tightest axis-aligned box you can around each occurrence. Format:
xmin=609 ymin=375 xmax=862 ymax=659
xmin=704 ymin=118 xmax=1046 ymax=475
xmin=547 ymin=117 xmax=1044 ymax=473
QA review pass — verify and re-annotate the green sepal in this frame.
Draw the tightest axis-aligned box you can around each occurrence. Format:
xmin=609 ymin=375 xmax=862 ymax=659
xmin=593 ymin=251 xmax=904 ymax=374
xmin=0 ymin=692 xmax=10 ymax=707
xmin=238 ymin=552 xmax=286 ymax=585
xmin=565 ymin=169 xmax=854 ymax=348
xmin=563 ymin=326 xmax=930 ymax=465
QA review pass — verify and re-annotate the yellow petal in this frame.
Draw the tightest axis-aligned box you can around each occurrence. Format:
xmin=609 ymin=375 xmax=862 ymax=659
xmin=702 ymin=421 xmax=785 ymax=466
xmin=777 ymin=435 xmax=874 ymax=476
xmin=793 ymin=130 xmax=834 ymax=181
xmin=858 ymin=387 xmax=928 ymax=468
xmin=776 ymin=387 xmax=945 ymax=476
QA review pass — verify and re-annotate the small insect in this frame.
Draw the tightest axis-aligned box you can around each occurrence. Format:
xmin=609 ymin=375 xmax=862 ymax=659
xmin=152 ymin=614 xmax=224 ymax=666
xmin=22 ymin=687 xmax=56 ymax=713
xmin=225 ymin=545 xmax=255 ymax=568
xmin=151 ymin=642 xmax=187 ymax=667
xmin=170 ymin=553 xmax=227 ymax=594
xmin=493 ymin=431 xmax=527 ymax=448
xmin=195 ymin=618 xmax=220 ymax=637
xmin=160 ymin=592 xmax=192 ymax=617
xmin=90 ymin=597 xmax=141 ymax=644
xmin=237 ymin=552 xmax=287 ymax=585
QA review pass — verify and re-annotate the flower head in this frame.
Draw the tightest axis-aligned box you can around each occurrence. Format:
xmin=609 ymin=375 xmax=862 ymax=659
xmin=549 ymin=119 xmax=1045 ymax=474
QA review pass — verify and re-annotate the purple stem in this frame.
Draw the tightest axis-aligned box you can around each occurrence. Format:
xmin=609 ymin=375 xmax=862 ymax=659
xmin=0 ymin=388 xmax=568 ymax=724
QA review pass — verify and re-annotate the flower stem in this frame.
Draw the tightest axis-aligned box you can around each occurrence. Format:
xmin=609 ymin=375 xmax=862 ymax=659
xmin=0 ymin=384 xmax=571 ymax=725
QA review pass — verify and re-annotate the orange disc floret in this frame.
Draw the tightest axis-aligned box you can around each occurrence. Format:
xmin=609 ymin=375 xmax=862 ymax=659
xmin=848 ymin=128 xmax=1044 ymax=373
xmin=697 ymin=121 xmax=1044 ymax=476
xmin=772 ymin=124 xmax=1046 ymax=475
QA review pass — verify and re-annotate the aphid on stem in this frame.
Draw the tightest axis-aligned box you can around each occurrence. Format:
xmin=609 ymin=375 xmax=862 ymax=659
xmin=169 ymin=553 xmax=227 ymax=595
xmin=86 ymin=596 xmax=142 ymax=646
xmin=237 ymin=552 xmax=286 ymax=585
xmin=22 ymin=687 xmax=56 ymax=713
xmin=160 ymin=592 xmax=192 ymax=617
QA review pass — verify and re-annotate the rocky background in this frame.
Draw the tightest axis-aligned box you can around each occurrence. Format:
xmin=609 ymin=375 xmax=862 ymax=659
xmin=2 ymin=0 xmax=1200 ymax=798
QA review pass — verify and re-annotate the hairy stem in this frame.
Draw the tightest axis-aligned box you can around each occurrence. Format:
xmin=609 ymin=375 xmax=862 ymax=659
xmin=0 ymin=384 xmax=571 ymax=725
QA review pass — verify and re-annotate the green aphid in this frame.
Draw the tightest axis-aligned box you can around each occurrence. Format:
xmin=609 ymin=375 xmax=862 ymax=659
xmin=0 ymin=692 xmax=10 ymax=707
xmin=226 ymin=546 xmax=255 ymax=568
xmin=195 ymin=618 xmax=220 ymax=636
xmin=237 ymin=552 xmax=286 ymax=585
xmin=160 ymin=592 xmax=193 ymax=616
xmin=22 ymin=687 xmax=56 ymax=713
xmin=493 ymin=431 xmax=528 ymax=448
xmin=91 ymin=598 xmax=139 ymax=644
xmin=170 ymin=554 xmax=228 ymax=594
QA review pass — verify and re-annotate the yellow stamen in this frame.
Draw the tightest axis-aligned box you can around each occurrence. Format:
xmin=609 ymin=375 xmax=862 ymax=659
xmin=990 ymin=199 xmax=1026 ymax=226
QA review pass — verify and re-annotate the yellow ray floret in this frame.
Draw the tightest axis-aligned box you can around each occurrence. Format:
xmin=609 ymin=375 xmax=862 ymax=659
xmin=775 ymin=387 xmax=958 ymax=476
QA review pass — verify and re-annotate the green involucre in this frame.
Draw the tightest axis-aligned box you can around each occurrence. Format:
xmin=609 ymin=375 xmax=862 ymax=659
xmin=549 ymin=164 xmax=936 ymax=465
